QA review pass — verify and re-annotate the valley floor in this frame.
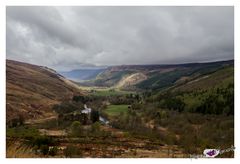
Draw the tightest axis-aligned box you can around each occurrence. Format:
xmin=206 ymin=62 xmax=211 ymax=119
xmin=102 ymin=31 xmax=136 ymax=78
xmin=7 ymin=115 xmax=185 ymax=158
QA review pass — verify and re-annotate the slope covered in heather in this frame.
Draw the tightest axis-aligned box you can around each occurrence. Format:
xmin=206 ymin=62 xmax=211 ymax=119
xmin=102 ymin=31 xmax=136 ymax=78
xmin=6 ymin=60 xmax=83 ymax=123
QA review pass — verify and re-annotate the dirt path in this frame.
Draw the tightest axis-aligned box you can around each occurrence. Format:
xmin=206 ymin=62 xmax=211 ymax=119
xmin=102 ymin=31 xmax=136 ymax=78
xmin=39 ymin=129 xmax=67 ymax=137
xmin=25 ymin=113 xmax=57 ymax=124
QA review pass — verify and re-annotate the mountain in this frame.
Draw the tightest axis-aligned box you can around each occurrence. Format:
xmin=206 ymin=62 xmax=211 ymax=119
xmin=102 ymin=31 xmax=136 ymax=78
xmin=148 ymin=64 xmax=234 ymax=115
xmin=170 ymin=65 xmax=234 ymax=92
xmin=59 ymin=68 xmax=106 ymax=82
xmin=6 ymin=60 xmax=83 ymax=123
xmin=6 ymin=59 xmax=233 ymax=123
xmin=82 ymin=60 xmax=234 ymax=91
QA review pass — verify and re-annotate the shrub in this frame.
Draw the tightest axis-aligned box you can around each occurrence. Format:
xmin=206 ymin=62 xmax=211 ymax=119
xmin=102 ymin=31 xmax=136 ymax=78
xmin=91 ymin=122 xmax=101 ymax=134
xmin=91 ymin=110 xmax=99 ymax=123
xmin=30 ymin=136 xmax=55 ymax=148
xmin=64 ymin=145 xmax=82 ymax=158
xmin=163 ymin=97 xmax=185 ymax=112
xmin=70 ymin=121 xmax=82 ymax=137
xmin=7 ymin=114 xmax=25 ymax=128
xmin=7 ymin=126 xmax=40 ymax=139
xmin=179 ymin=134 xmax=198 ymax=154
xmin=53 ymin=102 xmax=83 ymax=114
xmin=131 ymin=103 xmax=142 ymax=110
xmin=40 ymin=145 xmax=49 ymax=155
xmin=49 ymin=146 xmax=58 ymax=156
xmin=72 ymin=95 xmax=86 ymax=103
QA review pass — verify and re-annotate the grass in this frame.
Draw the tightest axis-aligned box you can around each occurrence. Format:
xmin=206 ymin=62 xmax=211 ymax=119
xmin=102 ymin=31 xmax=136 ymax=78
xmin=6 ymin=141 xmax=38 ymax=158
xmin=104 ymin=105 xmax=129 ymax=117
xmin=90 ymin=89 xmax=134 ymax=96
xmin=7 ymin=126 xmax=40 ymax=138
xmin=172 ymin=66 xmax=233 ymax=92
xmin=75 ymin=82 xmax=135 ymax=97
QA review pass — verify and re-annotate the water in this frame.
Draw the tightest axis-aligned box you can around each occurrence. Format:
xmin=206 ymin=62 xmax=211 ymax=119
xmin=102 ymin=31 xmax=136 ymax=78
xmin=99 ymin=116 xmax=109 ymax=125
xmin=84 ymin=104 xmax=109 ymax=125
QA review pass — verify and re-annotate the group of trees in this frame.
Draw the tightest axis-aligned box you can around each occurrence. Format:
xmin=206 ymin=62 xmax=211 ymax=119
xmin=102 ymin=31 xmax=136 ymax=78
xmin=195 ymin=85 xmax=234 ymax=115
xmin=53 ymin=95 xmax=101 ymax=126
xmin=70 ymin=121 xmax=82 ymax=137
xmin=64 ymin=145 xmax=82 ymax=157
xmin=53 ymin=101 xmax=83 ymax=114
xmin=7 ymin=114 xmax=25 ymax=128
xmin=70 ymin=120 xmax=103 ymax=138
xmin=72 ymin=95 xmax=105 ymax=104
xmin=39 ymin=145 xmax=58 ymax=156
xmin=111 ymin=112 xmax=145 ymax=134
xmin=149 ymin=83 xmax=234 ymax=116
xmin=72 ymin=95 xmax=92 ymax=104
xmin=160 ymin=97 xmax=185 ymax=112
xmin=108 ymin=95 xmax=136 ymax=105
xmin=90 ymin=110 xmax=99 ymax=123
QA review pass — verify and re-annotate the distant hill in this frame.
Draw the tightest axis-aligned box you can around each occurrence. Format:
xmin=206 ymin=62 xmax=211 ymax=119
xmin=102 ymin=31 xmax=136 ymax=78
xmin=82 ymin=60 xmax=234 ymax=91
xmin=170 ymin=65 xmax=234 ymax=92
xmin=148 ymin=65 xmax=234 ymax=115
xmin=6 ymin=60 xmax=83 ymax=123
xmin=59 ymin=68 xmax=106 ymax=81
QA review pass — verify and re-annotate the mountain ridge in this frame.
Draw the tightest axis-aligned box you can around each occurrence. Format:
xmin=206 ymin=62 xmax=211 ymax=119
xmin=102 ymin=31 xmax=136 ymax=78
xmin=80 ymin=59 xmax=234 ymax=90
xmin=6 ymin=59 xmax=83 ymax=124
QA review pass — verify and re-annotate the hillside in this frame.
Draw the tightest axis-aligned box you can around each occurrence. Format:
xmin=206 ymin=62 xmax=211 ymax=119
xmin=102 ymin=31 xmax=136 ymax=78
xmin=145 ymin=65 xmax=234 ymax=115
xmin=81 ymin=60 xmax=234 ymax=91
xmin=6 ymin=60 xmax=83 ymax=124
xmin=170 ymin=66 xmax=234 ymax=92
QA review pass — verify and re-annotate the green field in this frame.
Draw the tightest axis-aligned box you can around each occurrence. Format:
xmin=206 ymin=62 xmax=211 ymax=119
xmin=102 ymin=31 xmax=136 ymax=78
xmin=104 ymin=105 xmax=129 ymax=116
xmin=90 ymin=89 xmax=134 ymax=96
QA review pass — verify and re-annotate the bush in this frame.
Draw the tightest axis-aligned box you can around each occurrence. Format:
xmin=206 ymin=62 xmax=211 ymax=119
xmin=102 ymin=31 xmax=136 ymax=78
xmin=70 ymin=121 xmax=82 ymax=137
xmin=91 ymin=122 xmax=101 ymax=134
xmin=131 ymin=103 xmax=142 ymax=110
xmin=7 ymin=126 xmax=40 ymax=139
xmin=64 ymin=145 xmax=82 ymax=158
xmin=72 ymin=95 xmax=86 ymax=103
xmin=40 ymin=145 xmax=49 ymax=155
xmin=162 ymin=97 xmax=185 ymax=112
xmin=91 ymin=110 xmax=100 ymax=123
xmin=49 ymin=146 xmax=58 ymax=156
xmin=7 ymin=114 xmax=25 ymax=128
xmin=179 ymin=134 xmax=198 ymax=154
xmin=53 ymin=102 xmax=83 ymax=114
xmin=30 ymin=136 xmax=56 ymax=149
xmin=164 ymin=132 xmax=177 ymax=145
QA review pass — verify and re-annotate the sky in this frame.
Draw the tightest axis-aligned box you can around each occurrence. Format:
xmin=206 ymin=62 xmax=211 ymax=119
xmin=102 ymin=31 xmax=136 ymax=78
xmin=6 ymin=6 xmax=234 ymax=71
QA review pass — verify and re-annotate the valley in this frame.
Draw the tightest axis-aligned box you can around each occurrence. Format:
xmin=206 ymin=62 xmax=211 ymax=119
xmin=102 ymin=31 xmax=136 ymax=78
xmin=6 ymin=59 xmax=234 ymax=158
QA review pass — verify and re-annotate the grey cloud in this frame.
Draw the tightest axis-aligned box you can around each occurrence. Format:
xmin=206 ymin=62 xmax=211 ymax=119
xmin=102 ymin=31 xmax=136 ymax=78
xmin=6 ymin=6 xmax=234 ymax=71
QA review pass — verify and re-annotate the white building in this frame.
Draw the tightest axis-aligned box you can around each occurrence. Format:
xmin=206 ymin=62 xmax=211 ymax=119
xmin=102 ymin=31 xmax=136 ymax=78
xmin=81 ymin=108 xmax=91 ymax=114
xmin=81 ymin=104 xmax=92 ymax=114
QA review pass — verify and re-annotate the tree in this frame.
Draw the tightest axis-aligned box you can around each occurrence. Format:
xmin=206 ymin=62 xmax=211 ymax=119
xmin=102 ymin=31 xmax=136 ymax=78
xmin=18 ymin=114 xmax=25 ymax=126
xmin=163 ymin=97 xmax=185 ymax=112
xmin=131 ymin=103 xmax=141 ymax=110
xmin=72 ymin=95 xmax=85 ymax=103
xmin=91 ymin=122 xmax=101 ymax=134
xmin=71 ymin=121 xmax=82 ymax=137
xmin=53 ymin=102 xmax=80 ymax=114
xmin=90 ymin=110 xmax=99 ymax=123
xmin=40 ymin=145 xmax=49 ymax=155
xmin=8 ymin=114 xmax=25 ymax=127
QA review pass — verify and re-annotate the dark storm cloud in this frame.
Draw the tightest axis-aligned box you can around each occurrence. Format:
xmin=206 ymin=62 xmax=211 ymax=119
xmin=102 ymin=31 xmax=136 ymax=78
xmin=6 ymin=6 xmax=234 ymax=71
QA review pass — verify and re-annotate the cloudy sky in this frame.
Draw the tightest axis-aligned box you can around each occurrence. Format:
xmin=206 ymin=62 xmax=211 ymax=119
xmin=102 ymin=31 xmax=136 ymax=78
xmin=7 ymin=6 xmax=233 ymax=71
